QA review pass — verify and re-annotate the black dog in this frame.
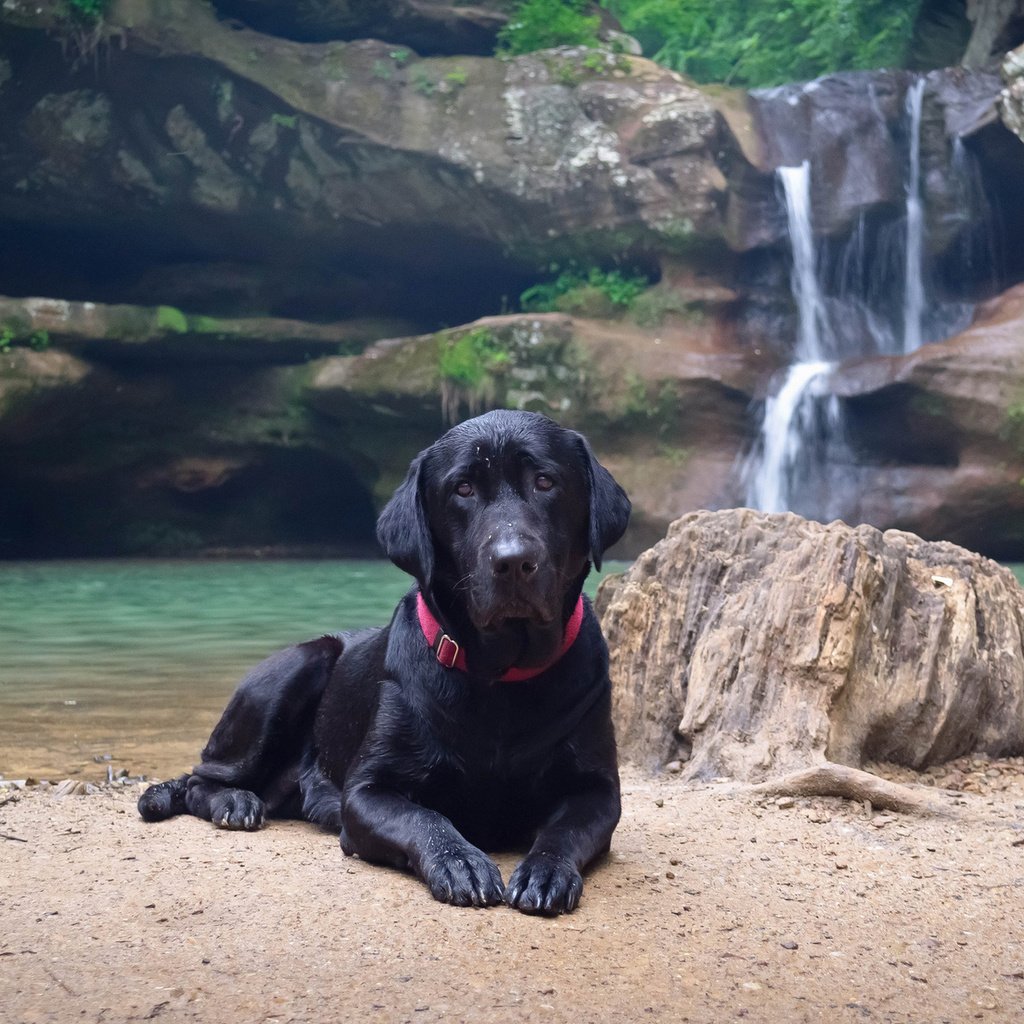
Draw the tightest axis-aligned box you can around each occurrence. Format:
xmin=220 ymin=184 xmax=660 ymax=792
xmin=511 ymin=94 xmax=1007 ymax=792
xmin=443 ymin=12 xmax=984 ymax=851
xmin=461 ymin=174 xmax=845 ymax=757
xmin=139 ymin=410 xmax=630 ymax=914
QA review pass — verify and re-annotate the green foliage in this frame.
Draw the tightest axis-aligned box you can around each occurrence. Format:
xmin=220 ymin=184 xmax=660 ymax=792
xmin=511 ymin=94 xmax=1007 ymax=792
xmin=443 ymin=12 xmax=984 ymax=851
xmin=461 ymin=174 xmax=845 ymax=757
xmin=602 ymin=0 xmax=922 ymax=87
xmin=0 ymin=326 xmax=52 ymax=352
xmin=438 ymin=328 xmax=509 ymax=387
xmin=1004 ymin=400 xmax=1024 ymax=454
xmin=498 ymin=0 xmax=602 ymax=55
xmin=156 ymin=306 xmax=189 ymax=334
xmin=66 ymin=0 xmax=109 ymax=20
xmin=372 ymin=60 xmax=394 ymax=81
xmin=520 ymin=265 xmax=650 ymax=314
xmin=271 ymin=113 xmax=298 ymax=130
xmin=445 ymin=67 xmax=469 ymax=87
xmin=630 ymin=286 xmax=706 ymax=328
xmin=390 ymin=49 xmax=412 ymax=65
xmin=411 ymin=68 xmax=435 ymax=95
xmin=620 ymin=373 xmax=680 ymax=428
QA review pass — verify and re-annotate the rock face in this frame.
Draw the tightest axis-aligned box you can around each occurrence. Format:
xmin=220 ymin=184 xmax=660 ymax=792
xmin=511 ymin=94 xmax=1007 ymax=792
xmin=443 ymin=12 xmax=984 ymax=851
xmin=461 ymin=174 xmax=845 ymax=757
xmin=2 ymin=2 xmax=1024 ymax=557
xmin=600 ymin=508 xmax=1024 ymax=780
xmin=0 ymin=0 xmax=735 ymax=325
xmin=210 ymin=0 xmax=511 ymax=54
xmin=835 ymin=282 xmax=1024 ymax=558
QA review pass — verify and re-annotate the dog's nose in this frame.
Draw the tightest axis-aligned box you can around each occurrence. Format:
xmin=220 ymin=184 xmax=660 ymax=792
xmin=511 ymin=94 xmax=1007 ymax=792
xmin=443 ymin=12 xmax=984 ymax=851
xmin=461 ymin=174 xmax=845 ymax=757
xmin=490 ymin=537 xmax=541 ymax=581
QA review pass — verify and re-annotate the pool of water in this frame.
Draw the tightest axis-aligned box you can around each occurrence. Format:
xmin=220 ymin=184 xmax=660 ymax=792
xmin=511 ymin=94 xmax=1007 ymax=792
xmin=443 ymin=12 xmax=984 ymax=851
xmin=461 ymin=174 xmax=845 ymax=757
xmin=0 ymin=559 xmax=625 ymax=780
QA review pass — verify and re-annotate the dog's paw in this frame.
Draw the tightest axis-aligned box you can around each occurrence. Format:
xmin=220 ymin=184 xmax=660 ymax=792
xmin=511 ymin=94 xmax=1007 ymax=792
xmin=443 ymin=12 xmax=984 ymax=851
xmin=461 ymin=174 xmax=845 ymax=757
xmin=208 ymin=789 xmax=265 ymax=831
xmin=137 ymin=776 xmax=189 ymax=822
xmin=505 ymin=852 xmax=583 ymax=915
xmin=420 ymin=845 xmax=505 ymax=908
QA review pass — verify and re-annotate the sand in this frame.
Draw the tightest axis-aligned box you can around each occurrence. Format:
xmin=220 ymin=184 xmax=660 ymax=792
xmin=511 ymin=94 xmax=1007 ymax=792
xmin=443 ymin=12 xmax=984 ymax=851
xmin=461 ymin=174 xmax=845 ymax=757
xmin=2 ymin=760 xmax=1023 ymax=1024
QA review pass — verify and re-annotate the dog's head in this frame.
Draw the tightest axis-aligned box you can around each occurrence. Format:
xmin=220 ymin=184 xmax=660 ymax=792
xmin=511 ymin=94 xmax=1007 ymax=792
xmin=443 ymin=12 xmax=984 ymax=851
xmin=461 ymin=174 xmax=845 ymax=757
xmin=377 ymin=411 xmax=630 ymax=635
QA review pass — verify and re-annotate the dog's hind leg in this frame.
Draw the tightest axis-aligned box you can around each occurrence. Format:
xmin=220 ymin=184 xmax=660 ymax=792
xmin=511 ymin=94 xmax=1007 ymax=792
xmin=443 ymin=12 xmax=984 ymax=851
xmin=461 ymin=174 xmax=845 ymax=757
xmin=138 ymin=634 xmax=344 ymax=829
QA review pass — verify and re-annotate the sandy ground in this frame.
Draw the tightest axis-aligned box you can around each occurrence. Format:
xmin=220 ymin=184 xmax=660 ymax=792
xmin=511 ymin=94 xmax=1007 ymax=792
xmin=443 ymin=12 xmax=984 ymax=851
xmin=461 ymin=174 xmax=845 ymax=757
xmin=2 ymin=763 xmax=1023 ymax=1024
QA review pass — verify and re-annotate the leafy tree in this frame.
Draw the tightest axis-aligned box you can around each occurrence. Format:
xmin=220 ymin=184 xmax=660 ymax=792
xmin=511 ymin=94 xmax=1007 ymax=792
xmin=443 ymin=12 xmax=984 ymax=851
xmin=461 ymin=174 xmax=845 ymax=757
xmin=498 ymin=0 xmax=602 ymax=55
xmin=601 ymin=0 xmax=923 ymax=86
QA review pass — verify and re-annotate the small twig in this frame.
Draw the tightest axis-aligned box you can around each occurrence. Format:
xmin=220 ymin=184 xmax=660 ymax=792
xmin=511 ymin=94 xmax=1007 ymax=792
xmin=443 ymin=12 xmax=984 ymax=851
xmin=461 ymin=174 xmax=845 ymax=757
xmin=1 ymin=833 xmax=28 ymax=843
xmin=748 ymin=762 xmax=955 ymax=817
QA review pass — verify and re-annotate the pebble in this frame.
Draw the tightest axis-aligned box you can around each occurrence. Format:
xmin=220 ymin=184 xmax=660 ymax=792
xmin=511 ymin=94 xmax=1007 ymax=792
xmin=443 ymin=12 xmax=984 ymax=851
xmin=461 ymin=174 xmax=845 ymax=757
xmin=775 ymin=797 xmax=795 ymax=809
xmin=781 ymin=941 xmax=798 ymax=950
xmin=870 ymin=755 xmax=1024 ymax=798
xmin=53 ymin=779 xmax=99 ymax=797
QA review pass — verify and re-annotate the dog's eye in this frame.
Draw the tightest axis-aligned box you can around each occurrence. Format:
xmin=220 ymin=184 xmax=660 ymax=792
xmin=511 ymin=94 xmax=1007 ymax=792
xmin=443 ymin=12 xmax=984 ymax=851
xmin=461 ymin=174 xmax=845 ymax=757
xmin=455 ymin=481 xmax=474 ymax=498
xmin=535 ymin=474 xmax=555 ymax=492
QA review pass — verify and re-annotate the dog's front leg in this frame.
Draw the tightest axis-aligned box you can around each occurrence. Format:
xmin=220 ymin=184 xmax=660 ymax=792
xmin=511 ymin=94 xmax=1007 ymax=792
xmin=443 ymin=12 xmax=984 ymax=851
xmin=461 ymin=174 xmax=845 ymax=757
xmin=340 ymin=783 xmax=505 ymax=908
xmin=506 ymin=774 xmax=621 ymax=916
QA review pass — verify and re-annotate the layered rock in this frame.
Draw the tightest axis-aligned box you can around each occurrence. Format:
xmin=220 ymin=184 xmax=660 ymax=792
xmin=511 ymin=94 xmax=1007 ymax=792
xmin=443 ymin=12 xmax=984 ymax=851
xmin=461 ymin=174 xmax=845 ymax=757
xmin=210 ymin=0 xmax=511 ymax=54
xmin=600 ymin=508 xmax=1024 ymax=780
xmin=2 ymin=1 xmax=1024 ymax=558
xmin=0 ymin=0 xmax=737 ymax=324
xmin=834 ymin=282 xmax=1024 ymax=558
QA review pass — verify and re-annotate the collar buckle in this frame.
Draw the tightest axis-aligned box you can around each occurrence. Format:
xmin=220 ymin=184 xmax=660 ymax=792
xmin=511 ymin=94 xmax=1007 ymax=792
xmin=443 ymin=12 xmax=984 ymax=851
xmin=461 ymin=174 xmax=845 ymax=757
xmin=433 ymin=632 xmax=460 ymax=669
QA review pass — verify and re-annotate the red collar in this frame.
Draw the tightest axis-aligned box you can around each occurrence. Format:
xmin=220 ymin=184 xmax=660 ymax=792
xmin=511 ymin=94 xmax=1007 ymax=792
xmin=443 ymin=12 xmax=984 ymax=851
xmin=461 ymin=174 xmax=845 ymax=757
xmin=415 ymin=592 xmax=585 ymax=682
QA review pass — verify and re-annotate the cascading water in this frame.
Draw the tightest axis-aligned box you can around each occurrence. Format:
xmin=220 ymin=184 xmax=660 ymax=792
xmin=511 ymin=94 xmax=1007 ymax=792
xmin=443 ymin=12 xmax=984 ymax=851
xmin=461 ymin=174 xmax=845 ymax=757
xmin=902 ymin=77 xmax=926 ymax=355
xmin=743 ymin=163 xmax=846 ymax=515
xmin=741 ymin=72 xmax=979 ymax=521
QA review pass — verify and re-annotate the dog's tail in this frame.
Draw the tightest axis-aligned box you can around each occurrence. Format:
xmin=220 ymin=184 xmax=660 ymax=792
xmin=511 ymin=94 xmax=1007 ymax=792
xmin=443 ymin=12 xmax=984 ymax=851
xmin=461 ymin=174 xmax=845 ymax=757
xmin=137 ymin=773 xmax=191 ymax=822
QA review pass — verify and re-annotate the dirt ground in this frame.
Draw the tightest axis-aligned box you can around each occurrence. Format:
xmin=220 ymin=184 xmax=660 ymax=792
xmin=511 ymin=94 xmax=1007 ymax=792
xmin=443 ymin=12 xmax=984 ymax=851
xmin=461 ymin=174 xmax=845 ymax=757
xmin=2 ymin=762 xmax=1023 ymax=1024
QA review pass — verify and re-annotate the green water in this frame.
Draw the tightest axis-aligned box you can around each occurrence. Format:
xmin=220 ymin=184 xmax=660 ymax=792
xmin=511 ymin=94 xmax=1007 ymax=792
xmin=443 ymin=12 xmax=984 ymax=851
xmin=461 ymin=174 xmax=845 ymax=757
xmin=0 ymin=559 xmax=623 ymax=781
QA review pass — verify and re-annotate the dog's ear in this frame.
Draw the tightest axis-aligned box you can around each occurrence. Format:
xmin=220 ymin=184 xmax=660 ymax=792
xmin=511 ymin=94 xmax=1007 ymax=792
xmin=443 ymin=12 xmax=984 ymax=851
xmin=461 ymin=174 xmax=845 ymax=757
xmin=376 ymin=451 xmax=434 ymax=583
xmin=574 ymin=434 xmax=631 ymax=570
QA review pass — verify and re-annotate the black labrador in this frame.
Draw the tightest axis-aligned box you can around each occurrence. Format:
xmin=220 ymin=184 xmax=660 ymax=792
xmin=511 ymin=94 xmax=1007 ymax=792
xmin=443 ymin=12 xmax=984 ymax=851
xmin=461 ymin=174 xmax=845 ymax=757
xmin=138 ymin=410 xmax=631 ymax=914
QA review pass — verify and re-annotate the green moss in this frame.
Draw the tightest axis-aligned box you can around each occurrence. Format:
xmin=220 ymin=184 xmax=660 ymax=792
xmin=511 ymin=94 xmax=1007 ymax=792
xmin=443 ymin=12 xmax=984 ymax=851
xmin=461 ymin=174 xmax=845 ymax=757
xmin=190 ymin=315 xmax=223 ymax=334
xmin=1004 ymin=400 xmax=1024 ymax=453
xmin=156 ymin=306 xmax=189 ymax=334
xmin=656 ymin=442 xmax=692 ymax=467
xmin=65 ymin=0 xmax=109 ymax=21
xmin=631 ymin=287 xmax=708 ymax=328
xmin=322 ymin=50 xmax=348 ymax=81
xmin=270 ymin=113 xmax=298 ymax=130
xmin=410 ymin=68 xmax=436 ymax=96
xmin=28 ymin=330 xmax=51 ymax=352
xmin=438 ymin=327 xmax=509 ymax=388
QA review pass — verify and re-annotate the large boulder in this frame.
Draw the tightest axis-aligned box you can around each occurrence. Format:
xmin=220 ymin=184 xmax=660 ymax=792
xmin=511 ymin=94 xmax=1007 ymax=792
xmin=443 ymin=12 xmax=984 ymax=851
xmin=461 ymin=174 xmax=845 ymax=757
xmin=600 ymin=508 xmax=1024 ymax=781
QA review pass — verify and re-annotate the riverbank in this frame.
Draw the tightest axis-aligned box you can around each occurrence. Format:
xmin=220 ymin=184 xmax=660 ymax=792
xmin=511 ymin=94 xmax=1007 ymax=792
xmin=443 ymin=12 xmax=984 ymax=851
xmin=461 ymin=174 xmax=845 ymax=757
xmin=3 ymin=763 xmax=1022 ymax=1023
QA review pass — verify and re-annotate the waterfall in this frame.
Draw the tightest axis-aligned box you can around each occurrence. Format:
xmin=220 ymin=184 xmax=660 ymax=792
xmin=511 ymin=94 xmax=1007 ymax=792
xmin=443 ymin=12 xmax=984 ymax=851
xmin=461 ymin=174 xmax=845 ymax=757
xmin=740 ymin=72 xmax=979 ymax=522
xmin=781 ymin=164 xmax=828 ymax=361
xmin=744 ymin=163 xmax=844 ymax=514
xmin=902 ymin=77 xmax=926 ymax=356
